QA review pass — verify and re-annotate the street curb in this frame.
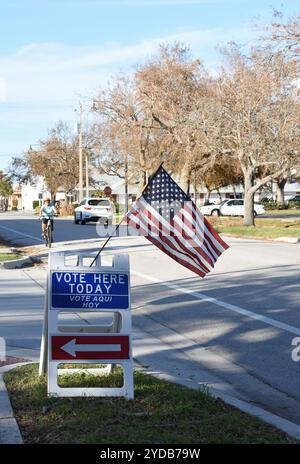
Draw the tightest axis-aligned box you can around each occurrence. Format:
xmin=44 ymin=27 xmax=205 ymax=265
xmin=0 ymin=362 xmax=33 ymax=444
xmin=0 ymin=248 xmax=19 ymax=254
xmin=0 ymin=256 xmax=32 ymax=269
xmin=21 ymin=236 xmax=140 ymax=264
xmin=222 ymin=233 xmax=300 ymax=244
xmin=274 ymin=237 xmax=300 ymax=244
xmin=137 ymin=367 xmax=300 ymax=441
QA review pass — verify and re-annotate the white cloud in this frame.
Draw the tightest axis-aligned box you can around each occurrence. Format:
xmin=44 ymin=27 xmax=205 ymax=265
xmin=0 ymin=24 xmax=257 ymax=106
xmin=0 ymin=23 xmax=259 ymax=169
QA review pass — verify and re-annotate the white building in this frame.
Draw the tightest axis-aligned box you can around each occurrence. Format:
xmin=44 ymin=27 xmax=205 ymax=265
xmin=18 ymin=173 xmax=300 ymax=211
xmin=20 ymin=177 xmax=66 ymax=211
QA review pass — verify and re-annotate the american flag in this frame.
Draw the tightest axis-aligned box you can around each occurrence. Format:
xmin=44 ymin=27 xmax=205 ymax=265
xmin=126 ymin=165 xmax=229 ymax=277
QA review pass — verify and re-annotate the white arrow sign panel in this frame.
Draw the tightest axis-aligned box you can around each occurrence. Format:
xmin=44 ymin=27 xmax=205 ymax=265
xmin=51 ymin=335 xmax=130 ymax=360
xmin=61 ymin=338 xmax=121 ymax=358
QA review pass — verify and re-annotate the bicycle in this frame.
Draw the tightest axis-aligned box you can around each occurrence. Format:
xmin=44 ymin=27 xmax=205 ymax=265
xmin=44 ymin=217 xmax=53 ymax=248
xmin=40 ymin=216 xmax=55 ymax=248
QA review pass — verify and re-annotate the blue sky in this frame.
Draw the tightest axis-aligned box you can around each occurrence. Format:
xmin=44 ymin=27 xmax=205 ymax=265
xmin=0 ymin=0 xmax=299 ymax=171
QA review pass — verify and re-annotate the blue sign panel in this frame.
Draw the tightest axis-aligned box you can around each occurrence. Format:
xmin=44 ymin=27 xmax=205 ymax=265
xmin=51 ymin=271 xmax=129 ymax=309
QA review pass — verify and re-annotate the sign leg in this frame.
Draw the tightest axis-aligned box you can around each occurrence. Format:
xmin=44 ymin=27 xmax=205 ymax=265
xmin=39 ymin=275 xmax=49 ymax=376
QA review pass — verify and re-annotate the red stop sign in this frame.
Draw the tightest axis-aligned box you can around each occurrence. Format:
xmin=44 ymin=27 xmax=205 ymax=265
xmin=104 ymin=186 xmax=112 ymax=196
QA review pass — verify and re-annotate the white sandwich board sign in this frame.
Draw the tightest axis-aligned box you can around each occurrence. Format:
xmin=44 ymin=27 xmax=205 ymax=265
xmin=40 ymin=251 xmax=134 ymax=399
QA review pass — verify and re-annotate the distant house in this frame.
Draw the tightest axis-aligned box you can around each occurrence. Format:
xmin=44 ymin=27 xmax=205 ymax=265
xmin=18 ymin=173 xmax=300 ymax=211
xmin=18 ymin=177 xmax=66 ymax=211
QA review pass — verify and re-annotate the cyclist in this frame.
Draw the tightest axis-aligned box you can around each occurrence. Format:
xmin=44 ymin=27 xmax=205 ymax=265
xmin=40 ymin=198 xmax=57 ymax=240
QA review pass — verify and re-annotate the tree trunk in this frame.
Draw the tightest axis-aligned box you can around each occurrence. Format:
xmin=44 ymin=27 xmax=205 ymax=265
xmin=138 ymin=170 xmax=147 ymax=192
xmin=217 ymin=189 xmax=222 ymax=202
xmin=193 ymin=180 xmax=197 ymax=204
xmin=179 ymin=161 xmax=192 ymax=194
xmin=275 ymin=178 xmax=287 ymax=208
xmin=232 ymin=184 xmax=237 ymax=199
xmin=138 ymin=148 xmax=147 ymax=192
xmin=243 ymin=169 xmax=255 ymax=227
xmin=186 ymin=177 xmax=191 ymax=197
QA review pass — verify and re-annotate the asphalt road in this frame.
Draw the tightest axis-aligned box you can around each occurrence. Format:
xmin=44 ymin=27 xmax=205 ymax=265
xmin=0 ymin=211 xmax=131 ymax=247
xmin=1 ymin=211 xmax=299 ymax=249
xmin=260 ymin=213 xmax=300 ymax=219
xmin=1 ymin=212 xmax=300 ymax=426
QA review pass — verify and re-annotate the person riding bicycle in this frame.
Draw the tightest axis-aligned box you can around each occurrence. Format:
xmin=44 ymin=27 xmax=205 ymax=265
xmin=40 ymin=198 xmax=57 ymax=239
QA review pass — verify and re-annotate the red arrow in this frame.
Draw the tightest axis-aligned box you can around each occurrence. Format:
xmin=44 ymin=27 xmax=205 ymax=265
xmin=51 ymin=335 xmax=130 ymax=360
xmin=61 ymin=339 xmax=122 ymax=357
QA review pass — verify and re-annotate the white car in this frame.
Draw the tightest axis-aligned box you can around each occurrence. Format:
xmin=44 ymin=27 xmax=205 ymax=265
xmin=199 ymin=202 xmax=222 ymax=217
xmin=200 ymin=199 xmax=265 ymax=217
xmin=74 ymin=198 xmax=114 ymax=225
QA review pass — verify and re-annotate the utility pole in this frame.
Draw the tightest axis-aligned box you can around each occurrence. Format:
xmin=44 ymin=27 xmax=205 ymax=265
xmin=78 ymin=103 xmax=84 ymax=202
xmin=124 ymin=152 xmax=129 ymax=213
xmin=85 ymin=150 xmax=89 ymax=198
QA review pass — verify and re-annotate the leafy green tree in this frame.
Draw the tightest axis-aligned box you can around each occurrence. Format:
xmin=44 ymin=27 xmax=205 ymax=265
xmin=0 ymin=172 xmax=13 ymax=211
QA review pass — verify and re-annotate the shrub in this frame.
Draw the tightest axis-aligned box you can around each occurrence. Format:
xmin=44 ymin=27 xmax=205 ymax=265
xmin=32 ymin=200 xmax=40 ymax=210
xmin=260 ymin=199 xmax=277 ymax=210
xmin=11 ymin=206 xmax=18 ymax=211
xmin=115 ymin=203 xmax=122 ymax=214
xmin=59 ymin=203 xmax=74 ymax=216
xmin=288 ymin=200 xmax=300 ymax=210
xmin=264 ymin=203 xmax=277 ymax=210
xmin=276 ymin=203 xmax=288 ymax=210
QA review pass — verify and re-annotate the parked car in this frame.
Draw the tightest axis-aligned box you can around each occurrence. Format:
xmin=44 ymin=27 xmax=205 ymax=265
xmin=199 ymin=199 xmax=265 ymax=217
xmin=74 ymin=198 xmax=114 ymax=225
xmin=199 ymin=202 xmax=223 ymax=216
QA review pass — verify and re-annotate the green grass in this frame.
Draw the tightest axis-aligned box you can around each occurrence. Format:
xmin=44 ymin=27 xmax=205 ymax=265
xmin=4 ymin=364 xmax=295 ymax=444
xmin=0 ymin=240 xmax=21 ymax=259
xmin=217 ymin=226 xmax=300 ymax=239
xmin=0 ymin=253 xmax=21 ymax=262
xmin=209 ymin=216 xmax=300 ymax=239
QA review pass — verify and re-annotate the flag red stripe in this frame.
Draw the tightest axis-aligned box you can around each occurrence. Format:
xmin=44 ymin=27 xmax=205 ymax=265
xmin=176 ymin=208 xmax=220 ymax=260
xmin=187 ymin=202 xmax=229 ymax=252
xmin=127 ymin=212 xmax=209 ymax=275
xmin=125 ymin=167 xmax=229 ymax=278
xmin=183 ymin=203 xmax=225 ymax=257
xmin=138 ymin=197 xmax=215 ymax=268
xmin=175 ymin=210 xmax=218 ymax=263
xmin=138 ymin=198 xmax=213 ymax=270
xmin=146 ymin=236 xmax=206 ymax=278
xmin=140 ymin=207 xmax=211 ymax=273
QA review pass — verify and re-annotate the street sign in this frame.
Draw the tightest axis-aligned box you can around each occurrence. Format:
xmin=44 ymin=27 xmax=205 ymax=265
xmin=40 ymin=251 xmax=134 ymax=398
xmin=51 ymin=271 xmax=129 ymax=309
xmin=104 ymin=186 xmax=112 ymax=196
xmin=52 ymin=335 xmax=130 ymax=360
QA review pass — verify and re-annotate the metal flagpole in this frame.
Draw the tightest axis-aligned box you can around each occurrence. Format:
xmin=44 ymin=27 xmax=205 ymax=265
xmin=89 ymin=214 xmax=127 ymax=267
xmin=89 ymin=162 xmax=164 ymax=267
